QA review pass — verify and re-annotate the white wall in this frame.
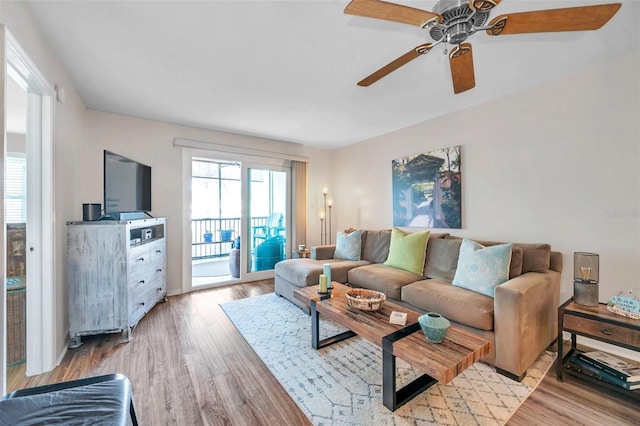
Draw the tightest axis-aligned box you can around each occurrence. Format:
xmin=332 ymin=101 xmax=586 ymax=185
xmin=333 ymin=53 xmax=640 ymax=306
xmin=6 ymin=132 xmax=25 ymax=152
xmin=306 ymin=148 xmax=334 ymax=245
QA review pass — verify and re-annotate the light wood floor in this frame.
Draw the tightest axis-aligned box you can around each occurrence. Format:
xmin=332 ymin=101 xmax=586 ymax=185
xmin=7 ymin=280 xmax=639 ymax=425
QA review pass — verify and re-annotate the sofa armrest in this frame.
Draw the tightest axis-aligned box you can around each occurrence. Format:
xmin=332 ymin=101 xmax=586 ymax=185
xmin=312 ymin=245 xmax=336 ymax=260
xmin=493 ymin=270 xmax=561 ymax=378
xmin=550 ymin=251 xmax=563 ymax=273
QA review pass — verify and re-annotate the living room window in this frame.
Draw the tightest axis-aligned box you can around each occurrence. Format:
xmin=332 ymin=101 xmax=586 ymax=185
xmin=4 ymin=153 xmax=27 ymax=223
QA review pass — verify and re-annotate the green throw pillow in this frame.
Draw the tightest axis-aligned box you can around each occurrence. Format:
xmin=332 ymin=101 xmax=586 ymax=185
xmin=452 ymin=239 xmax=513 ymax=298
xmin=383 ymin=228 xmax=430 ymax=274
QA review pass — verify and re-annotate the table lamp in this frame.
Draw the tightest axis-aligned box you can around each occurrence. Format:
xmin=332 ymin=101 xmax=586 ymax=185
xmin=573 ymin=252 xmax=599 ymax=306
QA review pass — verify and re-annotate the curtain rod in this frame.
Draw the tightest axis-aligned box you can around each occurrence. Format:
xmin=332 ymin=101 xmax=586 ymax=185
xmin=174 ymin=137 xmax=309 ymax=163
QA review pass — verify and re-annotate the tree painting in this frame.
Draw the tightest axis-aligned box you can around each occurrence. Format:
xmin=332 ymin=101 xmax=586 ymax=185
xmin=392 ymin=146 xmax=461 ymax=228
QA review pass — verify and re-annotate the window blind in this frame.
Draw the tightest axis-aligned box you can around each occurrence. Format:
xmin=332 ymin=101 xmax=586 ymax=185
xmin=5 ymin=154 xmax=27 ymax=223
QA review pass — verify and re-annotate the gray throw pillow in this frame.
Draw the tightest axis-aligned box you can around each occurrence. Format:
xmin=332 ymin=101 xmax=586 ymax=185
xmin=423 ymin=238 xmax=462 ymax=281
xmin=514 ymin=243 xmax=551 ymax=273
xmin=362 ymin=229 xmax=391 ymax=263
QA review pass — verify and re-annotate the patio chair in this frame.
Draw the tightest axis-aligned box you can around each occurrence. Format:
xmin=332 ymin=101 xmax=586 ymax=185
xmin=252 ymin=212 xmax=285 ymax=247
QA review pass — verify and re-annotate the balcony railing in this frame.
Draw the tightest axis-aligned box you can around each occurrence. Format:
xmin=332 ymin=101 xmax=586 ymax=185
xmin=192 ymin=217 xmax=269 ymax=261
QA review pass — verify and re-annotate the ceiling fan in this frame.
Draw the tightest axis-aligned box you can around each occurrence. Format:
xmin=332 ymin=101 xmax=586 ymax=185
xmin=344 ymin=0 xmax=622 ymax=93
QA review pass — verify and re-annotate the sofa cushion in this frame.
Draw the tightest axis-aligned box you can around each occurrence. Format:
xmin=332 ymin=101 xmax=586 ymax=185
xmin=513 ymin=243 xmax=551 ymax=273
xmin=334 ymin=230 xmax=362 ymax=261
xmin=446 ymin=236 xmax=524 ymax=279
xmin=383 ymin=228 xmax=430 ymax=274
xmin=468 ymin=239 xmax=549 ymax=274
xmin=362 ymin=229 xmax=392 ymax=263
xmin=452 ymin=239 xmax=512 ymax=298
xmin=311 ymin=245 xmax=335 ymax=260
xmin=429 ymin=233 xmax=450 ymax=241
xmin=402 ymin=279 xmax=495 ymax=331
xmin=509 ymin=247 xmax=524 ymax=278
xmin=423 ymin=238 xmax=462 ymax=281
xmin=275 ymin=258 xmax=369 ymax=288
xmin=348 ymin=263 xmax=423 ymax=300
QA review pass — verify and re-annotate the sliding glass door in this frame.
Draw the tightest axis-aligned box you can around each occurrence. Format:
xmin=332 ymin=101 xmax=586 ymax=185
xmin=191 ymin=159 xmax=242 ymax=286
xmin=247 ymin=168 xmax=288 ymax=274
xmin=187 ymin=152 xmax=290 ymax=289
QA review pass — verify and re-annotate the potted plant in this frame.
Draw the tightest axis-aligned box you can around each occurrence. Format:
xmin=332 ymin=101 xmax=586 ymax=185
xmin=203 ymin=230 xmax=213 ymax=243
xmin=220 ymin=229 xmax=233 ymax=242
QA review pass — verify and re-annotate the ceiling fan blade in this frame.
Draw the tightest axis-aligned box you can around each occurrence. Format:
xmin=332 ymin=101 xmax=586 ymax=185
xmin=357 ymin=43 xmax=433 ymax=86
xmin=449 ymin=43 xmax=475 ymax=94
xmin=486 ymin=3 xmax=622 ymax=36
xmin=345 ymin=0 xmax=440 ymax=27
xmin=468 ymin=0 xmax=502 ymax=12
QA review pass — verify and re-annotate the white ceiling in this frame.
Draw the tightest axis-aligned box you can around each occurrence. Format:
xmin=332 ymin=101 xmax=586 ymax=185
xmin=24 ymin=1 xmax=640 ymax=149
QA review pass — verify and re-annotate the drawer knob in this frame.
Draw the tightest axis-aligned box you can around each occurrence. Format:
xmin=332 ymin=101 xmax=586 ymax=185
xmin=156 ymin=268 xmax=162 ymax=272
xmin=139 ymin=280 xmax=145 ymax=284
xmin=140 ymin=302 xmax=145 ymax=306
xmin=601 ymin=329 xmax=612 ymax=335
xmin=156 ymin=250 xmax=162 ymax=254
xmin=137 ymin=257 xmax=145 ymax=262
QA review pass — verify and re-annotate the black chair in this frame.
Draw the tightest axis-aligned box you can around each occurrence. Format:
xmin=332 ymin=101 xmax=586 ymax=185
xmin=0 ymin=373 xmax=138 ymax=425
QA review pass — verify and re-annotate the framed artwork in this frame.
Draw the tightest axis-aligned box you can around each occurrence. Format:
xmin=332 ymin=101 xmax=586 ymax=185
xmin=392 ymin=146 xmax=461 ymax=228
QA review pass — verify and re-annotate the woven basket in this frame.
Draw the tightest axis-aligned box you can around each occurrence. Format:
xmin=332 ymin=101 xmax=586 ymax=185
xmin=345 ymin=288 xmax=386 ymax=311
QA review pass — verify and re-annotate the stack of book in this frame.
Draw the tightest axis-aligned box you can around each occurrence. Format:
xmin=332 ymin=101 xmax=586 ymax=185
xmin=569 ymin=351 xmax=640 ymax=391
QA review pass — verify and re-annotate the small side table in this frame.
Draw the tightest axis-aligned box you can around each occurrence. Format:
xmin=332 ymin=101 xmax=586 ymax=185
xmin=557 ymin=297 xmax=640 ymax=401
xmin=293 ymin=249 xmax=310 ymax=259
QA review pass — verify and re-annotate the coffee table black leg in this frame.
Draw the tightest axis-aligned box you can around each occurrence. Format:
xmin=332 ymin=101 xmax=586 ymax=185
xmin=382 ymin=325 xmax=437 ymax=411
xmin=310 ymin=300 xmax=356 ymax=350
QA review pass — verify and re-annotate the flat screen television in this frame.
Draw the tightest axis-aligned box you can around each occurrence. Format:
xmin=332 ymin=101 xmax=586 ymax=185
xmin=104 ymin=150 xmax=151 ymax=217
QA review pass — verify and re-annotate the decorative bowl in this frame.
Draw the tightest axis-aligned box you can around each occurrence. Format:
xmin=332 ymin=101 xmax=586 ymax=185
xmin=345 ymin=288 xmax=386 ymax=311
xmin=418 ymin=312 xmax=450 ymax=343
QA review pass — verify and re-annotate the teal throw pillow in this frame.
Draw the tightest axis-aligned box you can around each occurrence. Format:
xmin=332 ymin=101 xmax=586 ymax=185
xmin=383 ymin=228 xmax=430 ymax=274
xmin=334 ymin=230 xmax=362 ymax=261
xmin=452 ymin=239 xmax=513 ymax=298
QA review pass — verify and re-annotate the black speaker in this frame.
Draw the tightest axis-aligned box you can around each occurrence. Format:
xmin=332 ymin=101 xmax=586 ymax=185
xmin=82 ymin=203 xmax=101 ymax=221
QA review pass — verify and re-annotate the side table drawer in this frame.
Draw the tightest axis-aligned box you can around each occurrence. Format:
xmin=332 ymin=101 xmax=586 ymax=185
xmin=564 ymin=314 xmax=640 ymax=348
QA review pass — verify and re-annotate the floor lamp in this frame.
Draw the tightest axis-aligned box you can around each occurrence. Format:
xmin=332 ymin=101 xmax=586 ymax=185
xmin=320 ymin=187 xmax=333 ymax=245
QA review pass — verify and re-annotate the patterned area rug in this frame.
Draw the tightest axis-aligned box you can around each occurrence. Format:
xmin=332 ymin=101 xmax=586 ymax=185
xmin=221 ymin=293 xmax=555 ymax=425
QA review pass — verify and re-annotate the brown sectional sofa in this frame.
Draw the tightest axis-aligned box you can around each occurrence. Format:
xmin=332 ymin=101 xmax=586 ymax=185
xmin=274 ymin=229 xmax=562 ymax=380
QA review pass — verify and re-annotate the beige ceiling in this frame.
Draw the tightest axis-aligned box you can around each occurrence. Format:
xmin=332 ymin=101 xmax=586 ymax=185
xmin=24 ymin=1 xmax=640 ymax=148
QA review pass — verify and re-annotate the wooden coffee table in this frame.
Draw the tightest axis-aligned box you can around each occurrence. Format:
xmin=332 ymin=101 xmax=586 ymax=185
xmin=294 ymin=282 xmax=492 ymax=411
